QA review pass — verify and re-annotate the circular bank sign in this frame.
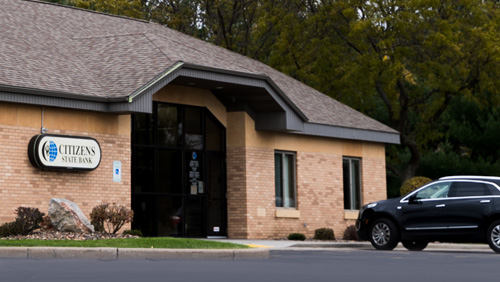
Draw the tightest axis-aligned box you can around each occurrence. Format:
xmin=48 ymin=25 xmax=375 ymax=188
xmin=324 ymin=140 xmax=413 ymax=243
xmin=28 ymin=134 xmax=101 ymax=171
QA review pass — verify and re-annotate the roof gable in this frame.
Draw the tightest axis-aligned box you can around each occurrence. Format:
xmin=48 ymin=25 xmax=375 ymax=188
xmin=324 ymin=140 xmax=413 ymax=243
xmin=0 ymin=0 xmax=399 ymax=144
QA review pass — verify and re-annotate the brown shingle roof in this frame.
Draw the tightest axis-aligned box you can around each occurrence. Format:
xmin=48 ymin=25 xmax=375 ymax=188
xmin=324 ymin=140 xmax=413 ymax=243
xmin=0 ymin=0 xmax=398 ymax=136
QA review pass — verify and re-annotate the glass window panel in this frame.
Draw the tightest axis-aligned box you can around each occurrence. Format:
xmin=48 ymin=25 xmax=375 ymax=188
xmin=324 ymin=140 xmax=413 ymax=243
xmin=343 ymin=157 xmax=361 ymax=210
xmin=185 ymin=107 xmax=203 ymax=150
xmin=184 ymin=196 xmax=204 ymax=237
xmin=452 ymin=182 xmax=490 ymax=197
xmin=132 ymin=195 xmax=156 ymax=237
xmin=156 ymin=150 xmax=182 ymax=195
xmin=352 ymin=159 xmax=361 ymax=210
xmin=157 ymin=196 xmax=182 ymax=237
xmin=284 ymin=154 xmax=295 ymax=207
xmin=205 ymin=115 xmax=222 ymax=151
xmin=157 ymin=104 xmax=182 ymax=148
xmin=132 ymin=147 xmax=155 ymax=193
xmin=343 ymin=159 xmax=351 ymax=209
xmin=275 ymin=154 xmax=283 ymax=207
xmin=275 ymin=152 xmax=296 ymax=208
xmin=133 ymin=113 xmax=154 ymax=145
xmin=415 ymin=182 xmax=451 ymax=199
xmin=185 ymin=151 xmax=203 ymax=195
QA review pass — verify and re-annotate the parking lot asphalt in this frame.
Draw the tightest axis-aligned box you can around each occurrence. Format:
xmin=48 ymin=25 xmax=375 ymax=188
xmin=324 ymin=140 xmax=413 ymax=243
xmin=0 ymin=240 xmax=492 ymax=260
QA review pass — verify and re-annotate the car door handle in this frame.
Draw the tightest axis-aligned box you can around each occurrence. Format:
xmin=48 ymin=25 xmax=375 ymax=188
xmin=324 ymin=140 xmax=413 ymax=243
xmin=481 ymin=200 xmax=491 ymax=203
xmin=436 ymin=204 xmax=446 ymax=208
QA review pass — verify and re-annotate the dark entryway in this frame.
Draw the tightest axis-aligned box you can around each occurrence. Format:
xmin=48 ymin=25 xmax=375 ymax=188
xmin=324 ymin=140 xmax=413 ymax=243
xmin=131 ymin=102 xmax=227 ymax=237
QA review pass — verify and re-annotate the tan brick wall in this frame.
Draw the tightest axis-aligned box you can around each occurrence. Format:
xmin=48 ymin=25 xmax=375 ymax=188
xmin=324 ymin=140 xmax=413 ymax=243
xmin=226 ymin=146 xmax=248 ymax=238
xmin=0 ymin=104 xmax=131 ymax=230
xmin=226 ymin=111 xmax=388 ymax=239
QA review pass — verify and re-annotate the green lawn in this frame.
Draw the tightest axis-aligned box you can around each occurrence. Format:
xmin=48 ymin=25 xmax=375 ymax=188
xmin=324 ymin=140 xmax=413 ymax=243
xmin=0 ymin=237 xmax=250 ymax=249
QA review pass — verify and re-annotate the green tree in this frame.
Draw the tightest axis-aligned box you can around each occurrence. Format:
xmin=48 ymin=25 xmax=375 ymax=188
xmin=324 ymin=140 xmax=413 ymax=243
xmin=264 ymin=0 xmax=500 ymax=182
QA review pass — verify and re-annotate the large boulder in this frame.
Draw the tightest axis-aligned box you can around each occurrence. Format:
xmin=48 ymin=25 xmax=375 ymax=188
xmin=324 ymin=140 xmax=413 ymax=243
xmin=48 ymin=198 xmax=94 ymax=233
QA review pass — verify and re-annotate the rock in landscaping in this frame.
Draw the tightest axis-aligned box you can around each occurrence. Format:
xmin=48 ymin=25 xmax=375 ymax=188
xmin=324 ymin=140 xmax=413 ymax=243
xmin=48 ymin=198 xmax=94 ymax=233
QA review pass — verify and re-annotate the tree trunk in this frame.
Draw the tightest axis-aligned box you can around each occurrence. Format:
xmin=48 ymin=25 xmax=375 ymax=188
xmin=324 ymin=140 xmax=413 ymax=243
xmin=400 ymin=134 xmax=420 ymax=182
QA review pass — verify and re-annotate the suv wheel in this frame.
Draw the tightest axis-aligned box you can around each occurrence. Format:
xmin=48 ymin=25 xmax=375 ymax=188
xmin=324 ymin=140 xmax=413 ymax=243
xmin=487 ymin=220 xmax=500 ymax=253
xmin=369 ymin=218 xmax=399 ymax=250
xmin=402 ymin=240 xmax=428 ymax=251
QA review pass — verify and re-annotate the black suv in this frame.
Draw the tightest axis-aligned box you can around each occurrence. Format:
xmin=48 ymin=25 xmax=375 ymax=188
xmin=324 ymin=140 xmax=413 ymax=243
xmin=356 ymin=176 xmax=500 ymax=253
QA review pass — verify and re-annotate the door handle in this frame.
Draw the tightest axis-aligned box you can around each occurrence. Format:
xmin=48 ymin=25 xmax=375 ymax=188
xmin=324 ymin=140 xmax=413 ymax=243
xmin=436 ymin=204 xmax=446 ymax=208
xmin=481 ymin=200 xmax=491 ymax=203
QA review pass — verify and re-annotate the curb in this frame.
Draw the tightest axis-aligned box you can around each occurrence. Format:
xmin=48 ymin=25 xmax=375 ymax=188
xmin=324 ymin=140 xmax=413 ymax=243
xmin=288 ymin=242 xmax=492 ymax=252
xmin=0 ymin=247 xmax=270 ymax=260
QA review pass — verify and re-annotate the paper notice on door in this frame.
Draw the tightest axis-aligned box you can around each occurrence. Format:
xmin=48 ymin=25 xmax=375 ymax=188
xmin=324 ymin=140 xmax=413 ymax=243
xmin=190 ymin=184 xmax=197 ymax=195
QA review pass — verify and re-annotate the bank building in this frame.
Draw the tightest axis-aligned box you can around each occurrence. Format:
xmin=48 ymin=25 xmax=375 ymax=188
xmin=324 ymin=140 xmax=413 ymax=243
xmin=0 ymin=0 xmax=399 ymax=239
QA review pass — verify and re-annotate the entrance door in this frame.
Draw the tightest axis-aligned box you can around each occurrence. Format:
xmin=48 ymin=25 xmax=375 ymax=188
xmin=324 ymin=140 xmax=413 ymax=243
xmin=131 ymin=102 xmax=227 ymax=237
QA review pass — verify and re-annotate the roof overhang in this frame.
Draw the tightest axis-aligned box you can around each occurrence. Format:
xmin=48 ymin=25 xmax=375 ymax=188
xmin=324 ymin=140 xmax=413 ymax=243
xmin=0 ymin=62 xmax=400 ymax=144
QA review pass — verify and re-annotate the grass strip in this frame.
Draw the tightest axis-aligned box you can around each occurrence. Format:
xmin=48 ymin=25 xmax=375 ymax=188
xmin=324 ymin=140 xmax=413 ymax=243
xmin=0 ymin=237 xmax=250 ymax=249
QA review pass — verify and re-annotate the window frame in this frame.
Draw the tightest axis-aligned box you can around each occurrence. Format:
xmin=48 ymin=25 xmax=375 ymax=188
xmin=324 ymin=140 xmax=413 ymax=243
xmin=275 ymin=151 xmax=297 ymax=208
xmin=343 ymin=157 xmax=362 ymax=210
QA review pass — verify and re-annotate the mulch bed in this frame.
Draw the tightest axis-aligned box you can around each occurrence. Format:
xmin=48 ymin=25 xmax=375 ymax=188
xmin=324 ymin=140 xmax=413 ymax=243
xmin=1 ymin=231 xmax=139 ymax=240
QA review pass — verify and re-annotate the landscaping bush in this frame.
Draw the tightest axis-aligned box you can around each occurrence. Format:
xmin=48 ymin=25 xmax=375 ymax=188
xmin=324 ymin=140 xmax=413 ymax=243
xmin=15 ymin=207 xmax=44 ymax=233
xmin=0 ymin=207 xmax=45 ymax=237
xmin=90 ymin=203 xmax=134 ymax=234
xmin=314 ymin=228 xmax=335 ymax=240
xmin=287 ymin=233 xmax=306 ymax=241
xmin=343 ymin=225 xmax=359 ymax=241
xmin=400 ymin=176 xmax=432 ymax=196
xmin=40 ymin=215 xmax=54 ymax=231
xmin=123 ymin=229 xmax=143 ymax=237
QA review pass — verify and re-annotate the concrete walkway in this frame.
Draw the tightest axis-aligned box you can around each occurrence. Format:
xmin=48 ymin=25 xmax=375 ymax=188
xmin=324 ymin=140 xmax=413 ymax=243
xmin=0 ymin=240 xmax=493 ymax=260
xmin=204 ymin=239 xmax=492 ymax=252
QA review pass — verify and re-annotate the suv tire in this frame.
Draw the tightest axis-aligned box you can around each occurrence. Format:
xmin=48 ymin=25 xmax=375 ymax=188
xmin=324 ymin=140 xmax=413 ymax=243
xmin=402 ymin=240 xmax=428 ymax=251
xmin=487 ymin=220 xmax=500 ymax=253
xmin=369 ymin=218 xmax=399 ymax=250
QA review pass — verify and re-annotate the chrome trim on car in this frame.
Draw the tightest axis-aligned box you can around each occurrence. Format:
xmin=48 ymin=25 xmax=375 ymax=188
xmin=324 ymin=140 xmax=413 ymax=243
xmin=448 ymin=226 xmax=478 ymax=229
xmin=406 ymin=225 xmax=479 ymax=231
xmin=406 ymin=226 xmax=448 ymax=231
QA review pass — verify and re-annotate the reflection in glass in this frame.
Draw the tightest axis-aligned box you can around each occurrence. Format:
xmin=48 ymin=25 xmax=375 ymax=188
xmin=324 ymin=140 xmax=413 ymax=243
xmin=185 ymin=107 xmax=203 ymax=149
xmin=343 ymin=158 xmax=361 ymax=210
xmin=275 ymin=152 xmax=296 ymax=208
xmin=157 ymin=104 xmax=182 ymax=148
xmin=157 ymin=196 xmax=182 ymax=237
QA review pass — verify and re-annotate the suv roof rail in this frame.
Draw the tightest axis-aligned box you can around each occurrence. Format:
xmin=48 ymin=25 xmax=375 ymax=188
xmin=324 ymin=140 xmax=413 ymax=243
xmin=439 ymin=175 xmax=500 ymax=180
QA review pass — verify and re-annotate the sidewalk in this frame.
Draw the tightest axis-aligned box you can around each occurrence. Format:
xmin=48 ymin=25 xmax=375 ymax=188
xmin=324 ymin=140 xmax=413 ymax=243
xmin=0 ymin=240 xmax=492 ymax=260
xmin=203 ymin=239 xmax=492 ymax=252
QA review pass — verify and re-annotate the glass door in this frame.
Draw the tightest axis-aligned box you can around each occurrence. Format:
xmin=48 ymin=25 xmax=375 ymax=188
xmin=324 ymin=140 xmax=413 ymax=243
xmin=132 ymin=102 xmax=227 ymax=237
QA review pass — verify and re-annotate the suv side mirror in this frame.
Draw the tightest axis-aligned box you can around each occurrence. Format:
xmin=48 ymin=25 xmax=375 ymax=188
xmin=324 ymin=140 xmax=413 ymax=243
xmin=408 ymin=194 xmax=420 ymax=205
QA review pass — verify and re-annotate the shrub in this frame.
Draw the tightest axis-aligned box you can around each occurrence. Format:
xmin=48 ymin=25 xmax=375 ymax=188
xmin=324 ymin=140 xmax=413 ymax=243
xmin=0 ymin=207 xmax=45 ymax=237
xmin=314 ymin=228 xmax=335 ymax=240
xmin=400 ymin=176 xmax=432 ymax=196
xmin=123 ymin=229 xmax=143 ymax=237
xmin=40 ymin=215 xmax=54 ymax=231
xmin=343 ymin=225 xmax=359 ymax=241
xmin=15 ymin=207 xmax=44 ymax=233
xmin=0 ymin=221 xmax=24 ymax=237
xmin=287 ymin=233 xmax=306 ymax=241
xmin=90 ymin=203 xmax=134 ymax=234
